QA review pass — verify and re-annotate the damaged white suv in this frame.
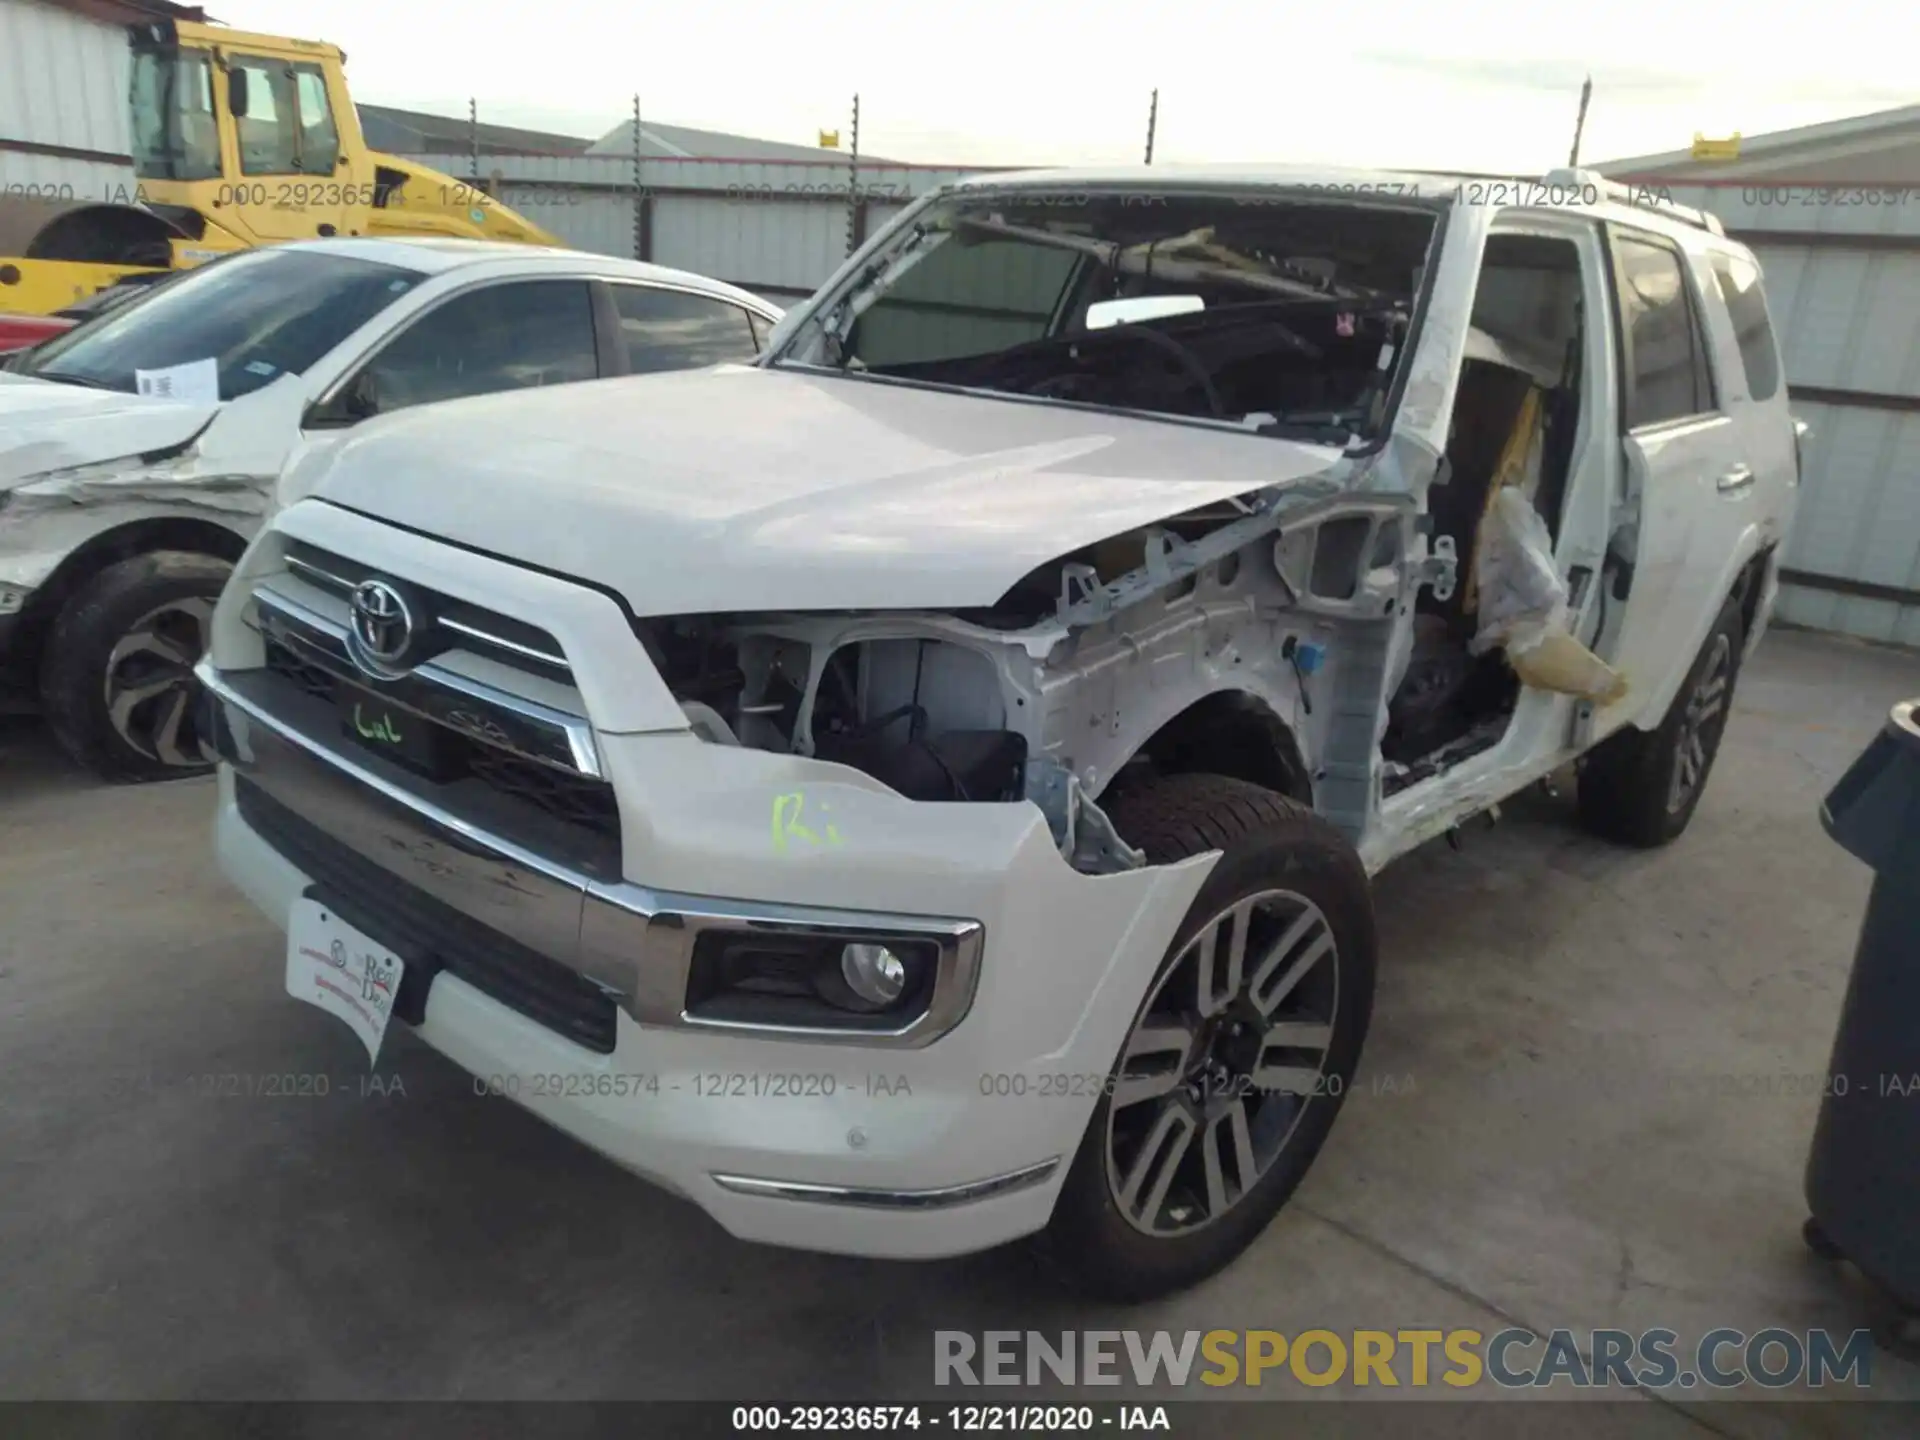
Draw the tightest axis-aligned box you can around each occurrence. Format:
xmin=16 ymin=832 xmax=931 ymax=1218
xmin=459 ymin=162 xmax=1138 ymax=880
xmin=200 ymin=166 xmax=1798 ymax=1298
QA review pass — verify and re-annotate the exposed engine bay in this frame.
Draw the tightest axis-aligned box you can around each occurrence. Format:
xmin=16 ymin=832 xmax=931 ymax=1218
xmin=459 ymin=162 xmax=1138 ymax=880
xmin=629 ymin=486 xmax=1415 ymax=879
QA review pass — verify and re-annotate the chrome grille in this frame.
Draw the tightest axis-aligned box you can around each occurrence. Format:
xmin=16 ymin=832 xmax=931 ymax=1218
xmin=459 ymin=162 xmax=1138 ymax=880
xmin=284 ymin=540 xmax=570 ymax=682
xmin=247 ymin=546 xmax=619 ymax=850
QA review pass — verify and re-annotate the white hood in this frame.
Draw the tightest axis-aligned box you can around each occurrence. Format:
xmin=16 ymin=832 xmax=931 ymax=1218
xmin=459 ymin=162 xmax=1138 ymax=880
xmin=0 ymin=373 xmax=219 ymax=488
xmin=294 ymin=365 xmax=1346 ymax=615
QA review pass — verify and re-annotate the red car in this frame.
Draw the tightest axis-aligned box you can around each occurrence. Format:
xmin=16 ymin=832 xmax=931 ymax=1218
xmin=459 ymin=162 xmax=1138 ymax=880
xmin=0 ymin=312 xmax=75 ymax=356
xmin=0 ymin=279 xmax=158 ymax=357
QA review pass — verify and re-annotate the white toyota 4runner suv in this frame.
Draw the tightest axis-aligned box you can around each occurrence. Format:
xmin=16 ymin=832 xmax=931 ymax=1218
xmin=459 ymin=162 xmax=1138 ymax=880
xmin=200 ymin=165 xmax=1799 ymax=1299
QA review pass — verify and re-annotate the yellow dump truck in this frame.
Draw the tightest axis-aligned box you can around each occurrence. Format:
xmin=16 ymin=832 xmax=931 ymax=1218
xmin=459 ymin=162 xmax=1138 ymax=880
xmin=0 ymin=5 xmax=562 ymax=316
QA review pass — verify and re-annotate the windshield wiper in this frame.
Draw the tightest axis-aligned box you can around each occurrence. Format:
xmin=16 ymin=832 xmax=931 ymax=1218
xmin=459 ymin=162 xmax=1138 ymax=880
xmin=29 ymin=369 xmax=118 ymax=390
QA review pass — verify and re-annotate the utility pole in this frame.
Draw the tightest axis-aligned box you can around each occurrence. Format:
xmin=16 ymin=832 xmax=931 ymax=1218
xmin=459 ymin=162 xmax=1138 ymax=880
xmin=845 ymin=93 xmax=862 ymax=257
xmin=1144 ymin=88 xmax=1159 ymax=164
xmin=1568 ymin=76 xmax=1593 ymax=167
xmin=468 ymin=97 xmax=479 ymax=181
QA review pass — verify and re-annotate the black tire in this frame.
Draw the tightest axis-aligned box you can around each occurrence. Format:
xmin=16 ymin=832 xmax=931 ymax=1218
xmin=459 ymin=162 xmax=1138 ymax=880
xmin=1040 ymin=773 xmax=1377 ymax=1302
xmin=40 ymin=550 xmax=230 ymax=782
xmin=1577 ymin=595 xmax=1743 ymax=847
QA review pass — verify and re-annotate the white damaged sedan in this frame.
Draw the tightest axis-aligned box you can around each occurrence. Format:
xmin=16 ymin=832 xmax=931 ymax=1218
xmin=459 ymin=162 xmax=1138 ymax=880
xmin=0 ymin=238 xmax=779 ymax=778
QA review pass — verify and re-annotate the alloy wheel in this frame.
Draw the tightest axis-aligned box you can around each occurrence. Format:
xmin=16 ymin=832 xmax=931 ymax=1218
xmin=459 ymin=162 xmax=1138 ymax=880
xmin=1104 ymin=889 xmax=1341 ymax=1236
xmin=1667 ymin=633 xmax=1733 ymax=814
xmin=101 ymin=597 xmax=214 ymax=769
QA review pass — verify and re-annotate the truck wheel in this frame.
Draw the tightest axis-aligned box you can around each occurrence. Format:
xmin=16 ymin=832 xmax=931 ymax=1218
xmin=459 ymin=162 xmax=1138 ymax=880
xmin=1576 ymin=595 xmax=1743 ymax=848
xmin=1041 ymin=773 xmax=1377 ymax=1301
xmin=40 ymin=551 xmax=229 ymax=782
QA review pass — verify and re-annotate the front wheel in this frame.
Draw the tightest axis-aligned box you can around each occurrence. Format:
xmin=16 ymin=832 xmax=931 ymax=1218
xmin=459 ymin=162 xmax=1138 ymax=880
xmin=1041 ymin=774 xmax=1377 ymax=1301
xmin=39 ymin=550 xmax=230 ymax=782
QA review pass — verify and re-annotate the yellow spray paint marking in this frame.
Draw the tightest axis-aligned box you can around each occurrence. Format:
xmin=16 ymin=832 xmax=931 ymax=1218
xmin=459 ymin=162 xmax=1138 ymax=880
xmin=772 ymin=791 xmax=843 ymax=853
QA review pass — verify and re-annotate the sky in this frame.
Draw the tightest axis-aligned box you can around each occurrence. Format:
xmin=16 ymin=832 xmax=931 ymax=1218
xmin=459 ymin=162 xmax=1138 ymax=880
xmin=214 ymin=0 xmax=1915 ymax=170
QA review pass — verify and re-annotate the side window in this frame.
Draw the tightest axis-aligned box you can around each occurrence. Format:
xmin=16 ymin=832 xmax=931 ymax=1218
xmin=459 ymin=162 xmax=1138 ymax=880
xmin=292 ymin=66 xmax=339 ymax=174
xmin=611 ymin=286 xmax=758 ymax=372
xmin=1610 ymin=232 xmax=1716 ymax=429
xmin=232 ymin=57 xmax=300 ymax=175
xmin=1708 ymin=252 xmax=1781 ymax=402
xmin=747 ymin=311 xmax=772 ymax=350
xmin=347 ymin=281 xmax=598 ymax=418
xmin=130 ymin=47 xmax=221 ymax=181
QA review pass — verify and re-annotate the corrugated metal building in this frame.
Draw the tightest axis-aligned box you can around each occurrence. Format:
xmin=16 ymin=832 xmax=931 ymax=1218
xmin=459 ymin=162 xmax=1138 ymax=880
xmin=357 ymin=104 xmax=594 ymax=158
xmin=0 ymin=0 xmax=190 ymax=202
xmin=588 ymin=118 xmax=901 ymax=166
xmin=1602 ymin=108 xmax=1920 ymax=645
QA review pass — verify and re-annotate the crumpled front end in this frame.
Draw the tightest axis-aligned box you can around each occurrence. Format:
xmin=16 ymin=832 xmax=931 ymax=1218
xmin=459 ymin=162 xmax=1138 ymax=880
xmin=203 ymin=498 xmax=1220 ymax=1258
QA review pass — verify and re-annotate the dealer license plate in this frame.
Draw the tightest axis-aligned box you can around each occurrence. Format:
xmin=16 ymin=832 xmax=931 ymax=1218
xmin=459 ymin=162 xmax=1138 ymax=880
xmin=286 ymin=897 xmax=404 ymax=1066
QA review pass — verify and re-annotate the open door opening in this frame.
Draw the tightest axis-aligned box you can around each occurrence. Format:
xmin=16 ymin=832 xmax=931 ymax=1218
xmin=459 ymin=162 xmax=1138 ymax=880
xmin=1383 ymin=232 xmax=1589 ymax=793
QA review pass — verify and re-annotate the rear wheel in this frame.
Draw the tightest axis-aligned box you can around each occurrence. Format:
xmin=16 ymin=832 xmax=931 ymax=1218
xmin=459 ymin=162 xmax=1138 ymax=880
xmin=1041 ymin=773 xmax=1376 ymax=1301
xmin=1577 ymin=595 xmax=1742 ymax=847
xmin=40 ymin=550 xmax=228 ymax=782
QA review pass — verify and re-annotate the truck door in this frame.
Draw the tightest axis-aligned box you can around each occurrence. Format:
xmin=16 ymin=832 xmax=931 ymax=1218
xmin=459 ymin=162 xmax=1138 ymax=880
xmin=1699 ymin=248 xmax=1797 ymax=563
xmin=215 ymin=50 xmax=353 ymax=243
xmin=1591 ymin=223 xmax=1733 ymax=732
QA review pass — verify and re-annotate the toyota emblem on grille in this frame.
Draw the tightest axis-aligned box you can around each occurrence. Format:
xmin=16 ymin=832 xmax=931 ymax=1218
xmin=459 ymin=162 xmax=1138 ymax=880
xmin=347 ymin=579 xmax=417 ymax=677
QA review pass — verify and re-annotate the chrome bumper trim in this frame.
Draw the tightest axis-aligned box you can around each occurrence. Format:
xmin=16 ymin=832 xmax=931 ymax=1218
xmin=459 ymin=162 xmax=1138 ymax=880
xmin=710 ymin=1158 xmax=1060 ymax=1210
xmin=201 ymin=661 xmax=984 ymax=1049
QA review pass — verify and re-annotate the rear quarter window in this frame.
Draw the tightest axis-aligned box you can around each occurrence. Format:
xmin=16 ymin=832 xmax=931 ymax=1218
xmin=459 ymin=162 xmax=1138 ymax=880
xmin=1609 ymin=229 xmax=1718 ymax=429
xmin=1708 ymin=252 xmax=1781 ymax=402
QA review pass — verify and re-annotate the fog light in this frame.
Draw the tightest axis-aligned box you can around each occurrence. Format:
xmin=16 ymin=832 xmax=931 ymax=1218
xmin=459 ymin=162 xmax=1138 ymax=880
xmin=841 ymin=943 xmax=907 ymax=1007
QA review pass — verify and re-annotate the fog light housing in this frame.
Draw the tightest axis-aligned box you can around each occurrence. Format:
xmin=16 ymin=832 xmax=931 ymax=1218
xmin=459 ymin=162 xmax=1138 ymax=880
xmin=840 ymin=942 xmax=906 ymax=1007
xmin=684 ymin=929 xmax=940 ymax=1031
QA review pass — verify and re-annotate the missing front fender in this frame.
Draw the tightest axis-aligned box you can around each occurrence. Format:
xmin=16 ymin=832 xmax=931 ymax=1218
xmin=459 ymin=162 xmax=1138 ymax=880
xmin=1026 ymin=757 xmax=1146 ymax=875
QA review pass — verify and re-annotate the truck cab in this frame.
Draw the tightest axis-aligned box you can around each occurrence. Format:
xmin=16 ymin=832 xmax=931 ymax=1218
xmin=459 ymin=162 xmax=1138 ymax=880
xmin=128 ymin=19 xmax=560 ymax=251
xmin=0 ymin=14 xmax=561 ymax=317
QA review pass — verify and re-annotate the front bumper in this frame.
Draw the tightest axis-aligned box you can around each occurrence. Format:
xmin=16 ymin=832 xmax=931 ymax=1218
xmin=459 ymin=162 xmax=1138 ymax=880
xmin=205 ymin=667 xmax=1213 ymax=1260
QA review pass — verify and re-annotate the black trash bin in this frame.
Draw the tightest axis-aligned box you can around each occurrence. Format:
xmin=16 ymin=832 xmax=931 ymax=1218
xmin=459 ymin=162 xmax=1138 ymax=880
xmin=1804 ymin=697 xmax=1920 ymax=1329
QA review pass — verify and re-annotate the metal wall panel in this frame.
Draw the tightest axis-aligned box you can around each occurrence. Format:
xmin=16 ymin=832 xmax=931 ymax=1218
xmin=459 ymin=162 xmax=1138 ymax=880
xmin=0 ymin=150 xmax=128 ymax=200
xmin=1744 ymin=237 xmax=1919 ymax=641
xmin=515 ymin=189 xmax=634 ymax=259
xmin=649 ymin=193 xmax=846 ymax=297
xmin=1751 ymin=245 xmax=1920 ymax=392
xmin=0 ymin=0 xmax=134 ymax=193
xmin=1773 ymin=405 xmax=1920 ymax=646
xmin=401 ymin=153 xmax=965 ymax=303
xmin=1639 ymin=181 xmax=1920 ymax=641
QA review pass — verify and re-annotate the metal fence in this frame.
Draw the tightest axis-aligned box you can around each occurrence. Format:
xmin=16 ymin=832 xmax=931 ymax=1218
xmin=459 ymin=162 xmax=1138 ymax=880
xmin=411 ymin=150 xmax=978 ymax=307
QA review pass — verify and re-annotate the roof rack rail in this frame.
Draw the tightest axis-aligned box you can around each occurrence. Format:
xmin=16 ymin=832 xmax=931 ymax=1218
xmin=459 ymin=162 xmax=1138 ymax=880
xmin=1396 ymin=166 xmax=1725 ymax=236
xmin=1542 ymin=166 xmax=1725 ymax=235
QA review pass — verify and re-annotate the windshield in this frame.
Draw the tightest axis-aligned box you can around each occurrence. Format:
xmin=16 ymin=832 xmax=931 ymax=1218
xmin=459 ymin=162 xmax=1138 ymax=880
xmin=773 ymin=188 xmax=1440 ymax=442
xmin=130 ymin=45 xmax=222 ymax=182
xmin=21 ymin=249 xmax=426 ymax=401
